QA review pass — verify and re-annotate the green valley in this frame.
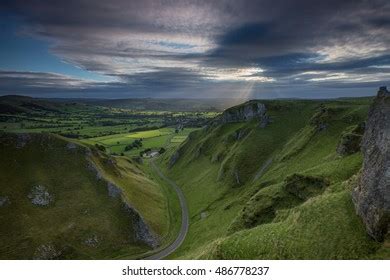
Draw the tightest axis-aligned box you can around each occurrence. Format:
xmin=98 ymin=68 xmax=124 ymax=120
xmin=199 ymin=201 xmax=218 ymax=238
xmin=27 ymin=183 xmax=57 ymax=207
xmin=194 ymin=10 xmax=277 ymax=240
xmin=0 ymin=92 xmax=389 ymax=260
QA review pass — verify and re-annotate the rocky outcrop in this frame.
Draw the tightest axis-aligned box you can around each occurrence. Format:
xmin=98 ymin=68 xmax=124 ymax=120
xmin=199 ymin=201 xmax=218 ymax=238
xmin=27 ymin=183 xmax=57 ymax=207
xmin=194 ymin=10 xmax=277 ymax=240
xmin=123 ymin=203 xmax=160 ymax=248
xmin=28 ymin=185 xmax=54 ymax=206
xmin=86 ymin=161 xmax=103 ymax=180
xmin=352 ymin=87 xmax=390 ymax=241
xmin=85 ymin=157 xmax=159 ymax=248
xmin=169 ymin=150 xmax=180 ymax=168
xmin=107 ymin=182 xmax=122 ymax=198
xmin=220 ymin=101 xmax=267 ymax=124
xmin=310 ymin=105 xmax=330 ymax=132
xmin=336 ymin=123 xmax=365 ymax=156
xmin=33 ymin=244 xmax=62 ymax=260
xmin=0 ymin=196 xmax=10 ymax=207
xmin=84 ymin=234 xmax=99 ymax=247
xmin=284 ymin=174 xmax=329 ymax=200
xmin=66 ymin=142 xmax=77 ymax=150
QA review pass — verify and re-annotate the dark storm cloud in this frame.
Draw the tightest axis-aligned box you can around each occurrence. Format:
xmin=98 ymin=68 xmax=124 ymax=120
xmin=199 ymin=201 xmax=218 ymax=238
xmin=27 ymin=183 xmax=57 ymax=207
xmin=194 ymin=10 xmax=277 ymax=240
xmin=208 ymin=0 xmax=390 ymax=63
xmin=0 ymin=0 xmax=390 ymax=98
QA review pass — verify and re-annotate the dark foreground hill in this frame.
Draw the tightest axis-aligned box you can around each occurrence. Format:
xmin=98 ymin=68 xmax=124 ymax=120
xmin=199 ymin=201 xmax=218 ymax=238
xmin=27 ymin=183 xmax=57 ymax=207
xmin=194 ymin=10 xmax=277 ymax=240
xmin=0 ymin=133 xmax=170 ymax=259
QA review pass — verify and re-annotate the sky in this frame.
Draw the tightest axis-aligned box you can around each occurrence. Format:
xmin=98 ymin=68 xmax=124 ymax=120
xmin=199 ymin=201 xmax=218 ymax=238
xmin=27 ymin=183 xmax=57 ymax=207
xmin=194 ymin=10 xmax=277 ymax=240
xmin=0 ymin=0 xmax=389 ymax=99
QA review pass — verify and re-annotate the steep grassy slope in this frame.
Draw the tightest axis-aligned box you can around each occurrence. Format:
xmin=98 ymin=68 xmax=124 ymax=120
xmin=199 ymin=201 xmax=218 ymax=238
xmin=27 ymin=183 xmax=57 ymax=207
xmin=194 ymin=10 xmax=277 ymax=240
xmin=0 ymin=133 xmax=170 ymax=259
xmin=159 ymin=97 xmax=389 ymax=259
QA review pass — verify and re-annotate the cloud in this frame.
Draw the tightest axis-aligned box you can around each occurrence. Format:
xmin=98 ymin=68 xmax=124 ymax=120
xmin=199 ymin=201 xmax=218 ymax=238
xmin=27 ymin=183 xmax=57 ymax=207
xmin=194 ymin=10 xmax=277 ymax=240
xmin=0 ymin=0 xmax=389 ymax=98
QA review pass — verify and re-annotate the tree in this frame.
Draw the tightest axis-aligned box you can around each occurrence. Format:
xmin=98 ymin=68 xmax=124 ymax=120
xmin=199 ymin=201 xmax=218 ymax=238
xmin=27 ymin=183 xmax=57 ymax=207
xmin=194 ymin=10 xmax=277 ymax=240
xmin=94 ymin=144 xmax=106 ymax=152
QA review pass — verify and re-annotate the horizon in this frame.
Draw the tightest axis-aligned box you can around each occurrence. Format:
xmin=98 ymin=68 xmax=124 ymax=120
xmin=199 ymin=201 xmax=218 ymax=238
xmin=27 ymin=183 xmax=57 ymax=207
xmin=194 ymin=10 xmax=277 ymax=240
xmin=0 ymin=93 xmax=376 ymax=102
xmin=0 ymin=1 xmax=389 ymax=99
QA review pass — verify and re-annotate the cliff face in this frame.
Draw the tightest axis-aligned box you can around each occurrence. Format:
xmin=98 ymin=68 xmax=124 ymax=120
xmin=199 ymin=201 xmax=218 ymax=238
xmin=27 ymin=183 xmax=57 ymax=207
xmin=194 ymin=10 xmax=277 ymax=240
xmin=352 ymin=87 xmax=390 ymax=241
xmin=220 ymin=101 xmax=267 ymax=123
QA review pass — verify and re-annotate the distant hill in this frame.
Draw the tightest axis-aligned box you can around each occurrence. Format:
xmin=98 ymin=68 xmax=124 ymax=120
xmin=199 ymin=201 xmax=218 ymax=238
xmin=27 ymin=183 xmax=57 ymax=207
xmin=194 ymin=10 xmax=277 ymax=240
xmin=48 ymin=97 xmax=243 ymax=112
xmin=0 ymin=95 xmax=63 ymax=114
xmin=0 ymin=95 xmax=244 ymax=113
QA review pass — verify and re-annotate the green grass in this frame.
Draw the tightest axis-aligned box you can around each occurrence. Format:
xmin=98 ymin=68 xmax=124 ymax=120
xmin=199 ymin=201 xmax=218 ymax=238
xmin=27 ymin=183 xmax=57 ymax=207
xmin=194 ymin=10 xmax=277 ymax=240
xmin=126 ymin=128 xmax=172 ymax=139
xmin=82 ymin=128 xmax=196 ymax=157
xmin=0 ymin=133 xmax=170 ymax=259
xmin=0 ymin=96 xmax=216 ymax=139
xmin=2 ymin=96 xmax=388 ymax=260
xmin=159 ymin=98 xmax=389 ymax=259
xmin=202 ymin=190 xmax=379 ymax=259
xmin=136 ymin=160 xmax=183 ymax=257
xmin=170 ymin=136 xmax=188 ymax=143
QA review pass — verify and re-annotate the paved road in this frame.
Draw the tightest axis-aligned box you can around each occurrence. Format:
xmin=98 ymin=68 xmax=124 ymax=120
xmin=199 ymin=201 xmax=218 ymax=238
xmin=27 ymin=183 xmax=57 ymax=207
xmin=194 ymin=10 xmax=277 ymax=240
xmin=143 ymin=160 xmax=189 ymax=260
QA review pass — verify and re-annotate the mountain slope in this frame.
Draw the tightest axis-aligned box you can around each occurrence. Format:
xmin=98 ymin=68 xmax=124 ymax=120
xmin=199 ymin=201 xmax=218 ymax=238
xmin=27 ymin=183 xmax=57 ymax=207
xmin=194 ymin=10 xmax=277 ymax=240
xmin=0 ymin=133 xmax=170 ymax=259
xmin=158 ymin=97 xmax=389 ymax=259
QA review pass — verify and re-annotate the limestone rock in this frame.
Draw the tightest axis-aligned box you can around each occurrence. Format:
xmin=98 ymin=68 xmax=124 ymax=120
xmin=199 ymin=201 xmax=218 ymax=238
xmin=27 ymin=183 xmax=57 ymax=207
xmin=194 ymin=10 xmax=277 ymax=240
xmin=336 ymin=123 xmax=365 ymax=156
xmin=221 ymin=101 xmax=267 ymax=123
xmin=84 ymin=234 xmax=99 ymax=247
xmin=123 ymin=203 xmax=160 ymax=249
xmin=352 ymin=87 xmax=390 ymax=241
xmin=169 ymin=151 xmax=180 ymax=168
xmin=0 ymin=196 xmax=10 ymax=207
xmin=28 ymin=185 xmax=53 ymax=206
xmin=86 ymin=161 xmax=102 ymax=180
xmin=33 ymin=244 xmax=61 ymax=260
xmin=66 ymin=142 xmax=77 ymax=150
xmin=107 ymin=182 xmax=122 ymax=198
xmin=284 ymin=174 xmax=329 ymax=200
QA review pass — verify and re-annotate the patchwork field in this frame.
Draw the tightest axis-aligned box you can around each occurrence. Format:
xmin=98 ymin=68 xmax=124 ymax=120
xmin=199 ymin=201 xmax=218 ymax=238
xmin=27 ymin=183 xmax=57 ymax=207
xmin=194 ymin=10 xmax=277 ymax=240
xmin=81 ymin=128 xmax=197 ymax=156
xmin=0 ymin=95 xmax=216 ymax=139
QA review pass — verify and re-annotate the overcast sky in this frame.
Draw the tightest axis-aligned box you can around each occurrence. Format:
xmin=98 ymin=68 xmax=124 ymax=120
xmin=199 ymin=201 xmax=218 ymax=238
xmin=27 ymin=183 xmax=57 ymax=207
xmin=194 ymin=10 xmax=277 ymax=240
xmin=0 ymin=0 xmax=389 ymax=99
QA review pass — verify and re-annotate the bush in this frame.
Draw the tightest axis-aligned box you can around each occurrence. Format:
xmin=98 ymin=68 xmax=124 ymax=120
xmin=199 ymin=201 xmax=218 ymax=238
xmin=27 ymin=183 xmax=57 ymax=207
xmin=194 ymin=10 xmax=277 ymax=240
xmin=94 ymin=144 xmax=106 ymax=152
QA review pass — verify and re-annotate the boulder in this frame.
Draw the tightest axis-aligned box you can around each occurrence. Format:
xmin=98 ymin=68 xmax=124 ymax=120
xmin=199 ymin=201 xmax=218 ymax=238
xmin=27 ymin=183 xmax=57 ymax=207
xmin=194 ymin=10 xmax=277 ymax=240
xmin=352 ymin=88 xmax=390 ymax=241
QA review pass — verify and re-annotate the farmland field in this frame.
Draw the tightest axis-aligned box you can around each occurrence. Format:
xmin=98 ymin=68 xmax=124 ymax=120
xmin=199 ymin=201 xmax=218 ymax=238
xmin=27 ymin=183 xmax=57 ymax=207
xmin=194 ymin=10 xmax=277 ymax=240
xmin=170 ymin=136 xmax=188 ymax=143
xmin=0 ymin=96 xmax=218 ymax=141
xmin=82 ymin=128 xmax=197 ymax=156
xmin=0 ymin=96 xmax=213 ymax=159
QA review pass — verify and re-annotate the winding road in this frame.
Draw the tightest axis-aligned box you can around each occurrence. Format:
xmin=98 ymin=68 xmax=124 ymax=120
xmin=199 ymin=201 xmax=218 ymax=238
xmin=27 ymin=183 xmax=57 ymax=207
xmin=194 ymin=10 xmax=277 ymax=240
xmin=143 ymin=160 xmax=189 ymax=260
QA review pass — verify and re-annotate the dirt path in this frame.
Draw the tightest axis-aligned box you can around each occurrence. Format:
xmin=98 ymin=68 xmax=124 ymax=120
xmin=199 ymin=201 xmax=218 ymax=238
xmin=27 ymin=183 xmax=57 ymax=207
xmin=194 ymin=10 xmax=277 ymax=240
xmin=143 ymin=160 xmax=189 ymax=260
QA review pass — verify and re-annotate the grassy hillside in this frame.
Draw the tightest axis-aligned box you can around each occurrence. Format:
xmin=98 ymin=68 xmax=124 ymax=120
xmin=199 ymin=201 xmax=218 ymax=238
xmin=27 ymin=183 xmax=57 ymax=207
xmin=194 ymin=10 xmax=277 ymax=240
xmin=0 ymin=133 xmax=171 ymax=259
xmin=159 ymin=97 xmax=389 ymax=259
